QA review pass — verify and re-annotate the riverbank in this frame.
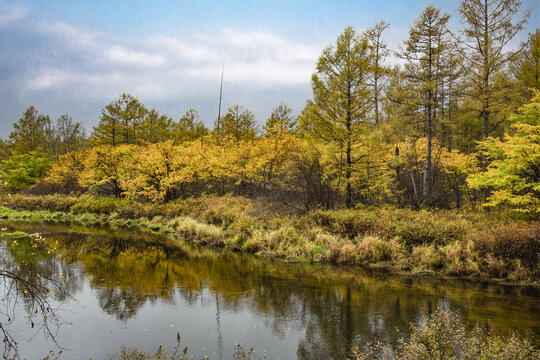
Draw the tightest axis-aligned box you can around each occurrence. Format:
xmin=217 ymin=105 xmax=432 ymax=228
xmin=1 ymin=193 xmax=538 ymax=285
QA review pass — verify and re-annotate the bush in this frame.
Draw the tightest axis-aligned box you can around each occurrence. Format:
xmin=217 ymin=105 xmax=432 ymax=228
xmin=389 ymin=210 xmax=469 ymax=248
xmin=354 ymin=236 xmax=403 ymax=265
xmin=4 ymin=194 xmax=77 ymax=212
xmin=351 ymin=309 xmax=540 ymax=360
xmin=311 ymin=209 xmax=378 ymax=239
xmin=201 ymin=195 xmax=251 ymax=228
xmin=70 ymin=195 xmax=121 ymax=214
xmin=472 ymin=223 xmax=540 ymax=272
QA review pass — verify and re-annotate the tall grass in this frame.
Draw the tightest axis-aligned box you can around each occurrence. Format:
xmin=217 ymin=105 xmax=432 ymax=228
xmin=2 ymin=193 xmax=538 ymax=283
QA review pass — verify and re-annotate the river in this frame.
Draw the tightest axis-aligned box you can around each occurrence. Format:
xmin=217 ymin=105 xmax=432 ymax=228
xmin=1 ymin=221 xmax=539 ymax=359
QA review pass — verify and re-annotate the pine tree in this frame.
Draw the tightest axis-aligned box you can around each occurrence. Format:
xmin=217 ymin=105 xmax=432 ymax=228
xmin=366 ymin=20 xmax=391 ymax=125
xmin=139 ymin=109 xmax=175 ymax=143
xmin=8 ymin=106 xmax=48 ymax=155
xmin=221 ymin=105 xmax=257 ymax=142
xmin=399 ymin=5 xmax=451 ymax=205
xmin=458 ymin=0 xmax=530 ymax=138
xmin=176 ymin=109 xmax=208 ymax=143
xmin=308 ymin=26 xmax=372 ymax=208
xmin=92 ymin=93 xmax=147 ymax=146
xmin=264 ymin=103 xmax=296 ymax=137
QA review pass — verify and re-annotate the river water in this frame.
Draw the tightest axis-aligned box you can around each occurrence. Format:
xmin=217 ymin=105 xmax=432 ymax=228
xmin=1 ymin=221 xmax=539 ymax=359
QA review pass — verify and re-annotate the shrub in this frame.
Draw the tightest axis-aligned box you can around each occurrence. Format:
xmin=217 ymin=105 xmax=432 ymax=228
xmin=389 ymin=211 xmax=469 ymax=248
xmin=70 ymin=195 xmax=122 ymax=214
xmin=200 ymin=195 xmax=250 ymax=228
xmin=411 ymin=245 xmax=443 ymax=271
xmin=350 ymin=309 xmax=540 ymax=360
xmin=4 ymin=194 xmax=77 ymax=212
xmin=472 ymin=223 xmax=540 ymax=272
xmin=355 ymin=236 xmax=403 ymax=265
xmin=311 ymin=209 xmax=378 ymax=239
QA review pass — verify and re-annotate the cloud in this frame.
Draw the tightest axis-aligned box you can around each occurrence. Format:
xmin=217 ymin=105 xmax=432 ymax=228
xmin=105 ymin=46 xmax=166 ymax=67
xmin=0 ymin=4 xmax=28 ymax=28
xmin=24 ymin=23 xmax=320 ymax=96
xmin=0 ymin=15 xmax=319 ymax=135
xmin=27 ymin=69 xmax=68 ymax=90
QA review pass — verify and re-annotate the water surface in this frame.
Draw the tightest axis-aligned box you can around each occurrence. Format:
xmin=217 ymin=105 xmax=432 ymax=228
xmin=1 ymin=221 xmax=539 ymax=359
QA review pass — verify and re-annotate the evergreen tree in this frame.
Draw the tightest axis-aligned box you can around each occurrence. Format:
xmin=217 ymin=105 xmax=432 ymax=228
xmin=264 ymin=103 xmax=296 ymax=137
xmin=139 ymin=109 xmax=175 ymax=143
xmin=8 ymin=106 xmax=48 ymax=155
xmin=176 ymin=109 xmax=208 ymax=143
xmin=399 ymin=5 xmax=451 ymax=205
xmin=308 ymin=26 xmax=372 ymax=208
xmin=512 ymin=29 xmax=540 ymax=99
xmin=92 ymin=93 xmax=147 ymax=146
xmin=458 ymin=0 xmax=530 ymax=138
xmin=221 ymin=105 xmax=257 ymax=142
xmin=366 ymin=20 xmax=391 ymax=125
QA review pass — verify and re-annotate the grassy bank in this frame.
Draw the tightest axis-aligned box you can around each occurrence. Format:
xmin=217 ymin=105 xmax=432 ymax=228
xmin=1 ymin=194 xmax=539 ymax=284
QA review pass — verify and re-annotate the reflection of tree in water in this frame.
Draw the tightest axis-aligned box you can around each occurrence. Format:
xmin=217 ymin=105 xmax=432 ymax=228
xmin=97 ymin=286 xmax=147 ymax=321
xmin=3 ymin=221 xmax=539 ymax=357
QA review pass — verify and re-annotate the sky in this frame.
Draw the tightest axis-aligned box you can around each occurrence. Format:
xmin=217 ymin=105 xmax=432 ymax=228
xmin=0 ymin=0 xmax=538 ymax=137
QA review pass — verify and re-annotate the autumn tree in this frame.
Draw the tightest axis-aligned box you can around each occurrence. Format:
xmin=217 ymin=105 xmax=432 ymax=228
xmin=306 ymin=26 xmax=372 ymax=208
xmin=366 ymin=20 xmax=391 ymax=125
xmin=399 ymin=5 xmax=451 ymax=205
xmin=467 ymin=90 xmax=539 ymax=217
xmin=264 ymin=103 xmax=296 ymax=137
xmin=55 ymin=114 xmax=86 ymax=156
xmin=175 ymin=109 xmax=208 ymax=143
xmin=8 ymin=106 xmax=49 ymax=155
xmin=458 ymin=0 xmax=530 ymax=138
xmin=512 ymin=29 xmax=540 ymax=99
xmin=0 ymin=139 xmax=10 ymax=162
xmin=80 ymin=145 xmax=131 ymax=197
xmin=138 ymin=109 xmax=175 ymax=143
xmin=92 ymin=93 xmax=147 ymax=146
xmin=46 ymin=149 xmax=87 ymax=191
xmin=221 ymin=104 xmax=257 ymax=142
xmin=120 ymin=141 xmax=191 ymax=202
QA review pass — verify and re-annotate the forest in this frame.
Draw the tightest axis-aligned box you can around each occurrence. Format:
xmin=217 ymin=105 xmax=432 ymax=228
xmin=0 ymin=1 xmax=539 ymax=282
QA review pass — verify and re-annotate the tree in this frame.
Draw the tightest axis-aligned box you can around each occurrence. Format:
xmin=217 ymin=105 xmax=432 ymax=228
xmin=512 ymin=29 xmax=540 ymax=99
xmin=307 ymin=26 xmax=372 ymax=208
xmin=55 ymin=114 xmax=86 ymax=155
xmin=120 ymin=141 xmax=191 ymax=202
xmin=8 ymin=106 xmax=48 ymax=155
xmin=92 ymin=93 xmax=147 ymax=146
xmin=399 ymin=5 xmax=451 ymax=205
xmin=81 ymin=145 xmax=131 ymax=197
xmin=221 ymin=105 xmax=257 ymax=142
xmin=1 ymin=154 xmax=52 ymax=189
xmin=46 ymin=149 xmax=87 ymax=191
xmin=458 ymin=0 xmax=530 ymax=138
xmin=0 ymin=139 xmax=10 ymax=162
xmin=264 ymin=103 xmax=296 ymax=137
xmin=139 ymin=109 xmax=175 ymax=143
xmin=467 ymin=90 xmax=540 ymax=217
xmin=1 ymin=231 xmax=70 ymax=357
xmin=175 ymin=109 xmax=208 ymax=143
xmin=366 ymin=20 xmax=391 ymax=125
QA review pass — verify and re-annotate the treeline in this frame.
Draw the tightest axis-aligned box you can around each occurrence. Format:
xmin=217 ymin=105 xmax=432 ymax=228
xmin=0 ymin=0 xmax=538 ymax=216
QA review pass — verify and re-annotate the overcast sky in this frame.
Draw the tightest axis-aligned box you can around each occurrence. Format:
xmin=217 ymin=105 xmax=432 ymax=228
xmin=0 ymin=0 xmax=538 ymax=137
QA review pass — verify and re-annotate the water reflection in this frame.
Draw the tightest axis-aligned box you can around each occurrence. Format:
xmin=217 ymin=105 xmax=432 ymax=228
xmin=1 ymin=221 xmax=539 ymax=359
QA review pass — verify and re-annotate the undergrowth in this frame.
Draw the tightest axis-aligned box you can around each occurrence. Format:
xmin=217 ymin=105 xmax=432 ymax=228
xmin=1 ymin=194 xmax=538 ymax=283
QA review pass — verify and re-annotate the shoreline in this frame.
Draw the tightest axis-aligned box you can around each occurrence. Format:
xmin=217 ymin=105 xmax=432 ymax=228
xmin=1 ymin=195 xmax=538 ymax=286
